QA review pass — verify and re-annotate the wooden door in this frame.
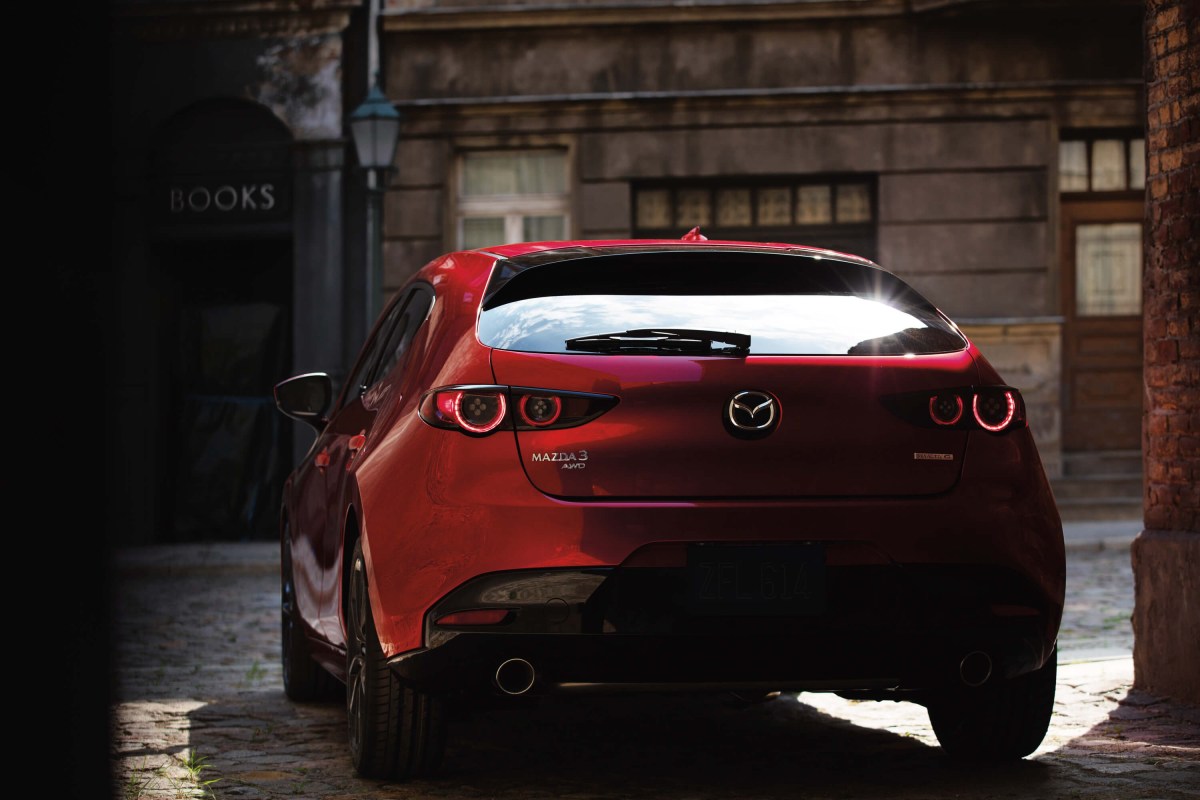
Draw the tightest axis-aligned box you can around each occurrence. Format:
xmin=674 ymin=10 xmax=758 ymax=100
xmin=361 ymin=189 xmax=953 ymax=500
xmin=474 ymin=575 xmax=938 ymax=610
xmin=1061 ymin=200 xmax=1144 ymax=452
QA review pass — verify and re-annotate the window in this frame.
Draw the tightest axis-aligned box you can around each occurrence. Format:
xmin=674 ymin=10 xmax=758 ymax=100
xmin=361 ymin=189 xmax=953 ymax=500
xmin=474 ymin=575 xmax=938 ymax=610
xmin=634 ymin=177 xmax=877 ymax=259
xmin=340 ymin=300 xmax=406 ymax=407
xmin=1076 ymin=223 xmax=1143 ymax=316
xmin=457 ymin=151 xmax=569 ymax=249
xmin=372 ymin=286 xmax=434 ymax=382
xmin=478 ymin=252 xmax=963 ymax=356
xmin=1059 ymin=133 xmax=1145 ymax=193
xmin=338 ymin=286 xmax=434 ymax=406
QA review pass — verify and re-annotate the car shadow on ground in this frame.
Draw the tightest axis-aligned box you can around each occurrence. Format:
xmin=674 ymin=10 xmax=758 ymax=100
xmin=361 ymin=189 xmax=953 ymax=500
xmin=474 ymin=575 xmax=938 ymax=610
xmin=187 ymin=689 xmax=1066 ymax=799
xmin=438 ymin=692 xmax=1056 ymax=797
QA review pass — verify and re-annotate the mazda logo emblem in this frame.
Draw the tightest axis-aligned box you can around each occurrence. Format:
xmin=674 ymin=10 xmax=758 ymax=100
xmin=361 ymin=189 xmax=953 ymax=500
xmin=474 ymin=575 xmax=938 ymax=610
xmin=726 ymin=390 xmax=780 ymax=438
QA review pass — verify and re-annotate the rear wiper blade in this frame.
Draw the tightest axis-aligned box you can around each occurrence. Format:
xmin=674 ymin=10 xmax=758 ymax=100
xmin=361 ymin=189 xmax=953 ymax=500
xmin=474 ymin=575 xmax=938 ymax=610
xmin=564 ymin=328 xmax=751 ymax=356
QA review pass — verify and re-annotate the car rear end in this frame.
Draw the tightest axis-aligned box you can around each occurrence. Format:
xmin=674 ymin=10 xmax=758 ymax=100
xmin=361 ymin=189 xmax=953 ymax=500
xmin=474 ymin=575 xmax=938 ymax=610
xmin=370 ymin=245 xmax=1063 ymax=700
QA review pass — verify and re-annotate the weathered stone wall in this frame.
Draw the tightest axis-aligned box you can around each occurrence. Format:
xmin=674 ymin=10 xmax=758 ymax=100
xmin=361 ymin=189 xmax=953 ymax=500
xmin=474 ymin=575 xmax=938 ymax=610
xmin=383 ymin=6 xmax=1140 ymax=99
xmin=1133 ymin=0 xmax=1200 ymax=706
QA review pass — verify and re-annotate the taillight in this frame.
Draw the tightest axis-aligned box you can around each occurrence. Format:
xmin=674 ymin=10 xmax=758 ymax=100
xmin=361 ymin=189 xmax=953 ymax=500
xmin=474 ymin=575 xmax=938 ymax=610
xmin=929 ymin=393 xmax=964 ymax=426
xmin=518 ymin=394 xmax=562 ymax=427
xmin=455 ymin=390 xmax=508 ymax=433
xmin=423 ymin=386 xmax=509 ymax=435
xmin=885 ymin=386 xmax=1025 ymax=433
xmin=419 ymin=385 xmax=617 ymax=435
xmin=973 ymin=388 xmax=1017 ymax=433
xmin=510 ymin=387 xmax=616 ymax=430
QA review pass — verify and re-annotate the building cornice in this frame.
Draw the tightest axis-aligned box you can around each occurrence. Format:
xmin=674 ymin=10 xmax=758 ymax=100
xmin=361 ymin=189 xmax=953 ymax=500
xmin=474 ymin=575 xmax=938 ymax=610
xmin=381 ymin=0 xmax=1140 ymax=33
xmin=114 ymin=0 xmax=360 ymax=41
xmin=382 ymin=0 xmax=904 ymax=32
xmin=391 ymin=79 xmax=1144 ymax=112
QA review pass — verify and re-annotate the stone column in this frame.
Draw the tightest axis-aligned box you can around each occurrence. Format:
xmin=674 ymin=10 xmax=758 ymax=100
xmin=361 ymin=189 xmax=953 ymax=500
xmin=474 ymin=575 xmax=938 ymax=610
xmin=292 ymin=140 xmax=347 ymax=458
xmin=1133 ymin=0 xmax=1200 ymax=706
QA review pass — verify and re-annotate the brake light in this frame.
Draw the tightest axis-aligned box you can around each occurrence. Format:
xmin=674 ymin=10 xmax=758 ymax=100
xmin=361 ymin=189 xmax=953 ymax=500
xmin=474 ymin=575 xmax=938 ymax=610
xmin=973 ymin=389 xmax=1017 ymax=432
xmin=418 ymin=385 xmax=617 ymax=435
xmin=929 ymin=393 xmax=964 ymax=426
xmin=459 ymin=391 xmax=508 ymax=433
xmin=427 ymin=388 xmax=508 ymax=434
xmin=518 ymin=394 xmax=562 ymax=427
xmin=884 ymin=385 xmax=1025 ymax=433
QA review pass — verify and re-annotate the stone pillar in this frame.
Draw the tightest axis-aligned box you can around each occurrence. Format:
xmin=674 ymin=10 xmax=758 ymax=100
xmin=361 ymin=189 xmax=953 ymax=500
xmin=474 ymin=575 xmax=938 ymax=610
xmin=1133 ymin=0 xmax=1200 ymax=706
xmin=292 ymin=140 xmax=347 ymax=458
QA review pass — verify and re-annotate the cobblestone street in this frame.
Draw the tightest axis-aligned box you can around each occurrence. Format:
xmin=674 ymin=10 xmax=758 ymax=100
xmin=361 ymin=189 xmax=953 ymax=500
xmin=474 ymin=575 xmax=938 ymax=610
xmin=111 ymin=541 xmax=1200 ymax=799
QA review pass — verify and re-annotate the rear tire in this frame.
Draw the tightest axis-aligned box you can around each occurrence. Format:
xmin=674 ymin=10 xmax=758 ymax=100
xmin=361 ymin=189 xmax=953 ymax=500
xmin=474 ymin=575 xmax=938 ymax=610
xmin=281 ymin=530 xmax=339 ymax=701
xmin=927 ymin=649 xmax=1057 ymax=760
xmin=346 ymin=539 xmax=446 ymax=779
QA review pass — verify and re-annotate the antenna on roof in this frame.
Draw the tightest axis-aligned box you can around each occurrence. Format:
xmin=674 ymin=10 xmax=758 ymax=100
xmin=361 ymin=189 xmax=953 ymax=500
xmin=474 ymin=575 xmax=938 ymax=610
xmin=681 ymin=226 xmax=708 ymax=242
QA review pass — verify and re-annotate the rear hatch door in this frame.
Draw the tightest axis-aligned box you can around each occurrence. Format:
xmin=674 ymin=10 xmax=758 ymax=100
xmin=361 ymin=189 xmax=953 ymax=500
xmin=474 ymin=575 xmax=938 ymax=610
xmin=481 ymin=248 xmax=977 ymax=500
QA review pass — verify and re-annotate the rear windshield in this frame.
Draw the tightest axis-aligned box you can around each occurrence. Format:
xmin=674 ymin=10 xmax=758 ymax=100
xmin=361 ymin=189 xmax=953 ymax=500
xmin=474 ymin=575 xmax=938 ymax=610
xmin=478 ymin=251 xmax=966 ymax=356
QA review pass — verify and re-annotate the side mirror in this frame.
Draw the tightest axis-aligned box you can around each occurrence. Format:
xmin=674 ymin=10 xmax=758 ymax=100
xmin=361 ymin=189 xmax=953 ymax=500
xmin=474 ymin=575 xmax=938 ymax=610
xmin=274 ymin=373 xmax=333 ymax=430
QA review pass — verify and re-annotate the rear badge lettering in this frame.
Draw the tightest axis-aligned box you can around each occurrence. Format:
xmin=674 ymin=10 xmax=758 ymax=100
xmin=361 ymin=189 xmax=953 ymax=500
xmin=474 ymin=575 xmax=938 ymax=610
xmin=531 ymin=450 xmax=589 ymax=468
xmin=914 ymin=452 xmax=954 ymax=461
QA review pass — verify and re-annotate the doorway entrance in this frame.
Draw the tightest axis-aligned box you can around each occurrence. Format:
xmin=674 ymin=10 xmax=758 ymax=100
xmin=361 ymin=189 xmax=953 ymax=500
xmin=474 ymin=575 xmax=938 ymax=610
xmin=157 ymin=239 xmax=293 ymax=540
xmin=1061 ymin=199 xmax=1144 ymax=452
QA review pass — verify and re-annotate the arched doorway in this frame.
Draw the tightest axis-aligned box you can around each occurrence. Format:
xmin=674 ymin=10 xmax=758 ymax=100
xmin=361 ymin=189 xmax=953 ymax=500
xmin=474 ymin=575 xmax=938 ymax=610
xmin=152 ymin=99 xmax=294 ymax=541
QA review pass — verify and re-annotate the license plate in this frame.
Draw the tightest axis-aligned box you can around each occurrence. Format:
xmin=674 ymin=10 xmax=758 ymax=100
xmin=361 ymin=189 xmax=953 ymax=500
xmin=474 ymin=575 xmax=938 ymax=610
xmin=687 ymin=543 xmax=826 ymax=615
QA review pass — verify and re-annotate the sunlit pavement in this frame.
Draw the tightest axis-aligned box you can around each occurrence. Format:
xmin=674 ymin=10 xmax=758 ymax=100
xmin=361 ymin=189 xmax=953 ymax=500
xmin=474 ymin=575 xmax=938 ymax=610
xmin=111 ymin=536 xmax=1200 ymax=799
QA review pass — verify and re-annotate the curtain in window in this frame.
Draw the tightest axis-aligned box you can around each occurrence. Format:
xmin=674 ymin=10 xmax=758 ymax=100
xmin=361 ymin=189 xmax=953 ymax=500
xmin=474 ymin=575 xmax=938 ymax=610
xmin=463 ymin=152 xmax=566 ymax=196
xmin=1076 ymin=222 xmax=1143 ymax=316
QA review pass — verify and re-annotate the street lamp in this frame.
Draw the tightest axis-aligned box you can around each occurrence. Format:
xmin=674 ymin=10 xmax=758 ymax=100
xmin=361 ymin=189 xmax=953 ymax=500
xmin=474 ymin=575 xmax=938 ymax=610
xmin=348 ymin=80 xmax=402 ymax=328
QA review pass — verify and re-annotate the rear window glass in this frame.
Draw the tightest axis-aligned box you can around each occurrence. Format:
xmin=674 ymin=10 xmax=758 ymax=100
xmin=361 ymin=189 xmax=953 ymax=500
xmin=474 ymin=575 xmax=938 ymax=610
xmin=478 ymin=251 xmax=966 ymax=356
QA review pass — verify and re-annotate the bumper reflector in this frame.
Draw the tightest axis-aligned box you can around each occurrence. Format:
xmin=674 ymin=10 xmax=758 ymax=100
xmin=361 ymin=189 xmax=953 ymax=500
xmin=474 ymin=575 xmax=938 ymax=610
xmin=434 ymin=608 xmax=514 ymax=627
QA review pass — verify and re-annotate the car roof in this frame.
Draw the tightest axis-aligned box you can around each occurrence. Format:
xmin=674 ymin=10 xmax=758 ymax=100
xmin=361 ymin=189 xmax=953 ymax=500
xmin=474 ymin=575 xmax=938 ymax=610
xmin=471 ymin=239 xmax=879 ymax=269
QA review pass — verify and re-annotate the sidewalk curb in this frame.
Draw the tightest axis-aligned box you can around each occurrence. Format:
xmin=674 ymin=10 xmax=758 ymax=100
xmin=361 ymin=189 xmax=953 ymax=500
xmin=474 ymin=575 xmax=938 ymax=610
xmin=1064 ymin=536 xmax=1136 ymax=554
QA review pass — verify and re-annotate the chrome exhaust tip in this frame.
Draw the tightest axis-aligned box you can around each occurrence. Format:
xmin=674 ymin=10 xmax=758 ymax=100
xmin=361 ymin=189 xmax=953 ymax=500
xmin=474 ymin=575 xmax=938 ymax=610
xmin=959 ymin=650 xmax=993 ymax=687
xmin=495 ymin=658 xmax=536 ymax=696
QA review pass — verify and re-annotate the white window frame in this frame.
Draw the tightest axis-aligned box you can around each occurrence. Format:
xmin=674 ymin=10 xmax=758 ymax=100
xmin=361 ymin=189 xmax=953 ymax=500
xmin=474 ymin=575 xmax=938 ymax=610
xmin=455 ymin=149 xmax=572 ymax=249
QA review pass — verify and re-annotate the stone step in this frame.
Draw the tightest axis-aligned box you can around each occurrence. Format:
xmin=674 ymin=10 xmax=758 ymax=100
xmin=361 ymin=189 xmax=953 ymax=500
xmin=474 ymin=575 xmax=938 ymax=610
xmin=1051 ymin=475 xmax=1144 ymax=500
xmin=1063 ymin=449 xmax=1143 ymax=477
xmin=1055 ymin=497 xmax=1143 ymax=522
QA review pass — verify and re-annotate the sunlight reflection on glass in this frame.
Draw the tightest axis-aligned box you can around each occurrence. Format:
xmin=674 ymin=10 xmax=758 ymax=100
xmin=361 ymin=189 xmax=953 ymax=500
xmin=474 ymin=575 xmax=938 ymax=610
xmin=479 ymin=295 xmax=953 ymax=355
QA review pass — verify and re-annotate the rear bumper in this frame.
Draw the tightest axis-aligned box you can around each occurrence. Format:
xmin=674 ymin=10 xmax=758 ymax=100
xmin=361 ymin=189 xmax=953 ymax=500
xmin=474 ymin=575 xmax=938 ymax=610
xmin=388 ymin=561 xmax=1057 ymax=695
xmin=359 ymin=423 xmax=1063 ymax=660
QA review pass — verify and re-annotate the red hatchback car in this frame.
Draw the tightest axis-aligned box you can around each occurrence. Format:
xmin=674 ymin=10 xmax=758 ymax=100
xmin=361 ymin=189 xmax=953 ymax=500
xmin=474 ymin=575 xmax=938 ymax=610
xmin=274 ymin=239 xmax=1064 ymax=778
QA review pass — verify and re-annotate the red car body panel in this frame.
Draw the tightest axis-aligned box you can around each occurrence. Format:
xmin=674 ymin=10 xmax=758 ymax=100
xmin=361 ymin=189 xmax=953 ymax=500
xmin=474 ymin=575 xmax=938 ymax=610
xmin=281 ymin=240 xmax=1064 ymax=687
xmin=493 ymin=349 xmax=977 ymax=499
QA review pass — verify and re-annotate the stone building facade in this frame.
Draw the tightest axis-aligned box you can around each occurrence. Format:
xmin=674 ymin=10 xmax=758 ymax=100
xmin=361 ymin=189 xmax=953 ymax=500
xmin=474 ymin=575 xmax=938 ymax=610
xmin=379 ymin=0 xmax=1146 ymax=506
xmin=110 ymin=0 xmax=372 ymax=542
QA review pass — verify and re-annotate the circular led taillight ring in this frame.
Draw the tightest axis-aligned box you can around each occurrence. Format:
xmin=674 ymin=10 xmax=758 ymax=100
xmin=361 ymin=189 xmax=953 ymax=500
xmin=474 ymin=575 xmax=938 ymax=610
xmin=973 ymin=390 xmax=1016 ymax=433
xmin=435 ymin=390 xmax=463 ymax=424
xmin=454 ymin=391 xmax=508 ymax=434
xmin=929 ymin=394 xmax=964 ymax=426
xmin=518 ymin=394 xmax=562 ymax=427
